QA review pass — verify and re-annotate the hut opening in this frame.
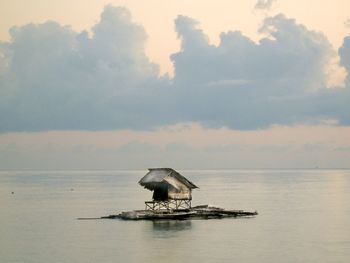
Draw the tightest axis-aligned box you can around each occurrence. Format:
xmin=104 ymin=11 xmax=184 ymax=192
xmin=138 ymin=168 xmax=198 ymax=211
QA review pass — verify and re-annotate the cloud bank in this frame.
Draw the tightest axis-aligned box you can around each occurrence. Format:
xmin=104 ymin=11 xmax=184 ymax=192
xmin=0 ymin=5 xmax=349 ymax=132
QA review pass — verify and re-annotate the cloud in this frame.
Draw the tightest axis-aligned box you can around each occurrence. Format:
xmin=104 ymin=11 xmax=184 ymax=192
xmin=172 ymin=14 xmax=333 ymax=88
xmin=254 ymin=0 xmax=276 ymax=10
xmin=339 ymin=35 xmax=350 ymax=78
xmin=170 ymin=14 xmax=350 ymax=128
xmin=0 ymin=5 xmax=167 ymax=132
xmin=0 ymin=6 xmax=350 ymax=132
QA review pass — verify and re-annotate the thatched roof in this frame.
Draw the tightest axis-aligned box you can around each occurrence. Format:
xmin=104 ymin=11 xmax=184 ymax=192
xmin=138 ymin=168 xmax=198 ymax=191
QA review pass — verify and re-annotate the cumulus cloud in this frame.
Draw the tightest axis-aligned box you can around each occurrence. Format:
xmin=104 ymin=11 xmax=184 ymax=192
xmin=254 ymin=0 xmax=276 ymax=10
xmin=170 ymin=14 xmax=350 ymax=128
xmin=0 ymin=5 xmax=349 ymax=132
xmin=339 ymin=35 xmax=350 ymax=76
xmin=0 ymin=6 xmax=168 ymax=132
xmin=337 ymin=36 xmax=350 ymax=125
xmin=173 ymin=14 xmax=332 ymax=88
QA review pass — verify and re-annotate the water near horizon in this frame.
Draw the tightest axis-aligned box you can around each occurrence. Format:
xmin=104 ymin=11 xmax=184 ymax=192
xmin=1 ymin=169 xmax=349 ymax=263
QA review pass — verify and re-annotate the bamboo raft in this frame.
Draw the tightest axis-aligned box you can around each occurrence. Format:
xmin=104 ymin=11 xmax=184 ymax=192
xmin=100 ymin=205 xmax=258 ymax=220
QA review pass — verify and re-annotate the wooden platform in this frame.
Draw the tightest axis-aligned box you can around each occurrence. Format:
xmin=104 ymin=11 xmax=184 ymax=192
xmin=100 ymin=205 xmax=258 ymax=220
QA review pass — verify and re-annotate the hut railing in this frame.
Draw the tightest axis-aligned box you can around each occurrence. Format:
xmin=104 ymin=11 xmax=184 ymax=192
xmin=145 ymin=200 xmax=191 ymax=211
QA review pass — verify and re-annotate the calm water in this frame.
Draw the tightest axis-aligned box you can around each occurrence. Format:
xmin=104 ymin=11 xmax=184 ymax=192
xmin=0 ymin=170 xmax=349 ymax=263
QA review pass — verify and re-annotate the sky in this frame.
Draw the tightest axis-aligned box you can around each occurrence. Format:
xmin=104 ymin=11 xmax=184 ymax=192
xmin=0 ymin=0 xmax=349 ymax=169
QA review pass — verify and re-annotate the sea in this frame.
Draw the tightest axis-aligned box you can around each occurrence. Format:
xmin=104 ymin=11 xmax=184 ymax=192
xmin=1 ymin=169 xmax=349 ymax=263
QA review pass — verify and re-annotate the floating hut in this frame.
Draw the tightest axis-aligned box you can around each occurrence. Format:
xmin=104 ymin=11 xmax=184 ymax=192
xmin=139 ymin=168 xmax=198 ymax=211
xmin=79 ymin=168 xmax=258 ymax=220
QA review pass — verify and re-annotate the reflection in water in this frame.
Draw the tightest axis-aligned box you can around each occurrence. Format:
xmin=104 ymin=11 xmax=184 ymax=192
xmin=151 ymin=220 xmax=192 ymax=238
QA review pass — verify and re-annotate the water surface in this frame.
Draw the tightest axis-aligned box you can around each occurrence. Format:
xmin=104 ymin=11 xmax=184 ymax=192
xmin=1 ymin=170 xmax=349 ymax=262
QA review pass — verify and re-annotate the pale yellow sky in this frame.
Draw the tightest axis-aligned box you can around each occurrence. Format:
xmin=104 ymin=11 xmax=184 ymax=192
xmin=1 ymin=0 xmax=349 ymax=75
